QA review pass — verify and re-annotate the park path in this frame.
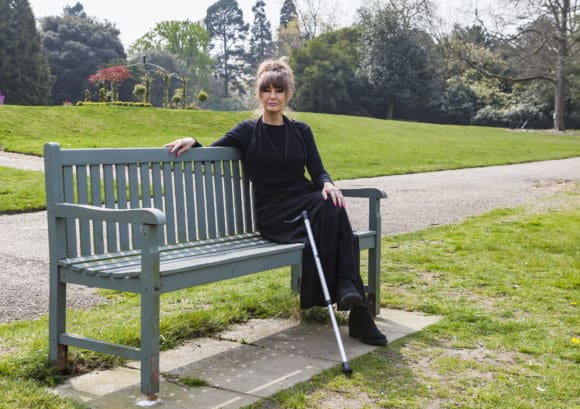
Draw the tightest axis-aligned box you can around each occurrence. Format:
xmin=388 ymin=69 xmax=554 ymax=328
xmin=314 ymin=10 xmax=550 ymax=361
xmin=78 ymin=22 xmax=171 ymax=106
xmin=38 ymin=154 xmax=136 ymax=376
xmin=0 ymin=150 xmax=579 ymax=323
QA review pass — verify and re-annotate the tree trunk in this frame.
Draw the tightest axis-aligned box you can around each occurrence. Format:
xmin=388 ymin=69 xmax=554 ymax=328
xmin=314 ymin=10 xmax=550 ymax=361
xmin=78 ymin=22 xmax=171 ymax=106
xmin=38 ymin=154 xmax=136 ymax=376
xmin=553 ymin=0 xmax=569 ymax=131
xmin=386 ymin=100 xmax=395 ymax=119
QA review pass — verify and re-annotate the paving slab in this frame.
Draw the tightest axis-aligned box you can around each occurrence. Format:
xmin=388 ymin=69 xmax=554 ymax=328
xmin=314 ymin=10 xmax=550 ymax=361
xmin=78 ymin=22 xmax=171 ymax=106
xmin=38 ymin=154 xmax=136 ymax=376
xmin=52 ymin=309 xmax=441 ymax=408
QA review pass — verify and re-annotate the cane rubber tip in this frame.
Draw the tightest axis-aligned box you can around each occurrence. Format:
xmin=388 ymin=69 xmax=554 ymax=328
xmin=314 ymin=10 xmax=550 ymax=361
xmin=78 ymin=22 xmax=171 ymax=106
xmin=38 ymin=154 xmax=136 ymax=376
xmin=342 ymin=362 xmax=352 ymax=375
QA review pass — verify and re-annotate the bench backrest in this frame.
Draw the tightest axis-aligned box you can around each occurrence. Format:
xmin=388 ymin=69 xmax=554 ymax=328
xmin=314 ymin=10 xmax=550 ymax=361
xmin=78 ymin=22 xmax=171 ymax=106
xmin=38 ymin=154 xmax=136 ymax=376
xmin=44 ymin=143 xmax=255 ymax=258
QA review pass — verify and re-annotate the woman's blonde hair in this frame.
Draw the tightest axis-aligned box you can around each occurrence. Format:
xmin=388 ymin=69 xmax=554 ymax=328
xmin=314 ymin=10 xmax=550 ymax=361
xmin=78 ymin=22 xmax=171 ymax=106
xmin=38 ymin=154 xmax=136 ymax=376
xmin=255 ymin=58 xmax=295 ymax=107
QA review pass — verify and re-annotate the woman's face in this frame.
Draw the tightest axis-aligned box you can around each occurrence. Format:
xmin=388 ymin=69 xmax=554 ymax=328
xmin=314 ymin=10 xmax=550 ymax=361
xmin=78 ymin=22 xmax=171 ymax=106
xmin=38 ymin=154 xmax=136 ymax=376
xmin=260 ymin=84 xmax=286 ymax=116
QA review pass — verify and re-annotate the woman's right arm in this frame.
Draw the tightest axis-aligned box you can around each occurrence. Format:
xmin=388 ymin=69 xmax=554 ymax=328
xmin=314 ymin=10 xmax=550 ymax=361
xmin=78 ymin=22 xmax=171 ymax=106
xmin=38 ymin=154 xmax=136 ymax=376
xmin=165 ymin=120 xmax=254 ymax=157
xmin=164 ymin=137 xmax=201 ymax=157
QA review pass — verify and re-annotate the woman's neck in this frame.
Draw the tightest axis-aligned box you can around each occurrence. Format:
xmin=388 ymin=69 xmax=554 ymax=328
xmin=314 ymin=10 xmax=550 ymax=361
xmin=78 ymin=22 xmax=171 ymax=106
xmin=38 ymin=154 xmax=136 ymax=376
xmin=262 ymin=112 xmax=284 ymax=125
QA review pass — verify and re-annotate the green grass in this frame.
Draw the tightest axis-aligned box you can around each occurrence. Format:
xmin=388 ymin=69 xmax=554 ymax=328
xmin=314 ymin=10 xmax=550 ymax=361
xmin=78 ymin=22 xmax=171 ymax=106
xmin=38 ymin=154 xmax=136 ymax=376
xmin=246 ymin=191 xmax=580 ymax=409
xmin=1 ymin=105 xmax=579 ymax=213
xmin=0 ymin=167 xmax=45 ymax=213
xmin=0 ymin=191 xmax=577 ymax=408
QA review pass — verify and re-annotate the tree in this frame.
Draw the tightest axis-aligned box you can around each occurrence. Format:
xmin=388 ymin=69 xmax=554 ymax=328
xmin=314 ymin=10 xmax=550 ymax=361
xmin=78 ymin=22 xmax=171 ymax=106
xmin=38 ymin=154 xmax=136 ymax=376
xmin=204 ymin=0 xmax=249 ymax=98
xmin=280 ymin=0 xmax=298 ymax=28
xmin=129 ymin=20 xmax=213 ymax=94
xmin=296 ymin=0 xmax=341 ymax=40
xmin=291 ymin=28 xmax=365 ymax=114
xmin=248 ymin=0 xmax=276 ymax=72
xmin=40 ymin=3 xmax=126 ymax=104
xmin=128 ymin=50 xmax=188 ymax=107
xmin=277 ymin=17 xmax=304 ymax=56
xmin=452 ymin=0 xmax=579 ymax=130
xmin=358 ymin=2 xmax=439 ymax=119
xmin=0 ymin=0 xmax=52 ymax=104
xmin=88 ymin=65 xmax=131 ymax=102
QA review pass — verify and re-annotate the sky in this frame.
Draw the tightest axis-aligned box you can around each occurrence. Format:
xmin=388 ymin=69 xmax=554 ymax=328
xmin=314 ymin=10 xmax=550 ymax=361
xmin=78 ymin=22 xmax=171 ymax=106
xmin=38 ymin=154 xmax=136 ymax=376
xmin=27 ymin=0 xmax=496 ymax=49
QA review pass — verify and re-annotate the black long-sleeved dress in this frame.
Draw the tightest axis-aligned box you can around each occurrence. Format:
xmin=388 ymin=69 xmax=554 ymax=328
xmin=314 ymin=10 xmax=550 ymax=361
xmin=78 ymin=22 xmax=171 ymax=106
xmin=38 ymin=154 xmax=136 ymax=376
xmin=202 ymin=115 xmax=366 ymax=308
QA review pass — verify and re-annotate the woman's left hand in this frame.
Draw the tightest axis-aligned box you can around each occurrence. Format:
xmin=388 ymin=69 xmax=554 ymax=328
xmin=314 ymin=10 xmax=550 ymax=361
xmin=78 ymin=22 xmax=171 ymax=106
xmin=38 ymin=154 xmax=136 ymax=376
xmin=321 ymin=182 xmax=345 ymax=208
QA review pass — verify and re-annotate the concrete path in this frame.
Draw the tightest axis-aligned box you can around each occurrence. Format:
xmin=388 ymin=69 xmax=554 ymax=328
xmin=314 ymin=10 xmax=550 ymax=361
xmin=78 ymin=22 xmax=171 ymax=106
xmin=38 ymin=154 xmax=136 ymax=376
xmin=0 ymin=151 xmax=578 ymax=408
xmin=54 ymin=310 xmax=441 ymax=408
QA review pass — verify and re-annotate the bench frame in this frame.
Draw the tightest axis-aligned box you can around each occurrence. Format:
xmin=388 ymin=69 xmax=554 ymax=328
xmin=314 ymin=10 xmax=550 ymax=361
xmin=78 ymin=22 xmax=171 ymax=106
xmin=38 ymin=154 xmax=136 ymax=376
xmin=44 ymin=142 xmax=386 ymax=397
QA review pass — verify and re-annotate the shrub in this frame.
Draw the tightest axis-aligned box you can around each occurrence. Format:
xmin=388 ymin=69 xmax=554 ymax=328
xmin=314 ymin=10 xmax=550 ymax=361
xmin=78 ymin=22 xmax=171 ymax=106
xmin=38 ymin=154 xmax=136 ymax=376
xmin=471 ymin=106 xmax=506 ymax=127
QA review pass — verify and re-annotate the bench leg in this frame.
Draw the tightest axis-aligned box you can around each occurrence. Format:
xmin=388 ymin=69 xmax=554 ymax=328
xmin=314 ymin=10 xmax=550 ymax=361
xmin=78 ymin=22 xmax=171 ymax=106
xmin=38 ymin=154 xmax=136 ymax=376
xmin=291 ymin=264 xmax=302 ymax=293
xmin=367 ymin=248 xmax=380 ymax=317
xmin=49 ymin=279 xmax=68 ymax=370
xmin=140 ymin=291 xmax=160 ymax=397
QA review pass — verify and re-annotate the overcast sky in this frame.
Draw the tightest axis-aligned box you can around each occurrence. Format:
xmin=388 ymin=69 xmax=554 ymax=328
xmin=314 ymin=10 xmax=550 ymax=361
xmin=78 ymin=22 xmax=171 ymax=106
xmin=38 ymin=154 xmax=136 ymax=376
xmin=28 ymin=0 xmax=495 ymax=49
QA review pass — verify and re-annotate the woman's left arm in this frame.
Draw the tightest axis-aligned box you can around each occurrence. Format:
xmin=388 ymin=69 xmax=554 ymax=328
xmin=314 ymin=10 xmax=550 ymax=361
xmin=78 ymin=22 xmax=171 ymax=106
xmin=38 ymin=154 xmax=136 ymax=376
xmin=303 ymin=126 xmax=345 ymax=208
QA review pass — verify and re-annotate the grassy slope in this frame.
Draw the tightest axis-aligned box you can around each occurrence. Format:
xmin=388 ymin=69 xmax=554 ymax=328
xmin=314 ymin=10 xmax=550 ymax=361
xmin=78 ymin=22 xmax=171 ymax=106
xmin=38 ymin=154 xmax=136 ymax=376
xmin=1 ymin=105 xmax=579 ymax=181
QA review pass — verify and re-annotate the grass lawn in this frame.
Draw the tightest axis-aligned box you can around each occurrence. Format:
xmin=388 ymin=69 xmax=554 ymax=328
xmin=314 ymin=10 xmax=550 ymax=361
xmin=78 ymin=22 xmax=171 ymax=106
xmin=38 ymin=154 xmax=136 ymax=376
xmin=0 ymin=190 xmax=577 ymax=408
xmin=1 ymin=105 xmax=579 ymax=213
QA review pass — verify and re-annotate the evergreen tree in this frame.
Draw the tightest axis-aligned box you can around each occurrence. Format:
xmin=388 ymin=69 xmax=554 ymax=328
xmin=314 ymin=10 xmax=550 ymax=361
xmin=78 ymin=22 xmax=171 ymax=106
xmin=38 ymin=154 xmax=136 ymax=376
xmin=279 ymin=0 xmax=298 ymax=29
xmin=248 ymin=0 xmax=276 ymax=72
xmin=40 ymin=3 xmax=126 ymax=104
xmin=0 ymin=0 xmax=52 ymax=105
xmin=204 ymin=0 xmax=249 ymax=98
xmin=358 ymin=4 xmax=439 ymax=119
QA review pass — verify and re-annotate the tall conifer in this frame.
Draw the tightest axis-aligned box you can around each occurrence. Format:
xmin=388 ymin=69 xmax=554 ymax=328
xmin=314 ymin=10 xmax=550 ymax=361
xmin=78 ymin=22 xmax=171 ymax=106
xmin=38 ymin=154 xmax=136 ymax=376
xmin=0 ymin=0 xmax=52 ymax=105
xmin=248 ymin=0 xmax=276 ymax=72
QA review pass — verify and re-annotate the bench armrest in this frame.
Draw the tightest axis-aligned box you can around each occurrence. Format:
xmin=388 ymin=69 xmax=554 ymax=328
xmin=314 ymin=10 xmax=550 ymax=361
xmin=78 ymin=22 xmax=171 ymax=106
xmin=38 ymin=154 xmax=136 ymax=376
xmin=54 ymin=203 xmax=166 ymax=225
xmin=341 ymin=187 xmax=386 ymax=232
xmin=341 ymin=188 xmax=387 ymax=200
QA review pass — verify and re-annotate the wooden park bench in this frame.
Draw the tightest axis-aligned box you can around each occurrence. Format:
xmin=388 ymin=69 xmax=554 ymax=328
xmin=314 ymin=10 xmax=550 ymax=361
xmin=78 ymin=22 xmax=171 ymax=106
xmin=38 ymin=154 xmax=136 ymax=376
xmin=43 ymin=142 xmax=386 ymax=397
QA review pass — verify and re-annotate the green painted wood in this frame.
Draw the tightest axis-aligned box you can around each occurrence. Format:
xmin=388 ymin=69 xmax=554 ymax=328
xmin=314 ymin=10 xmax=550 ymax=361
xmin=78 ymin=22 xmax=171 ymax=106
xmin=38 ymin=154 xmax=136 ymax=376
xmin=232 ymin=160 xmax=244 ymax=233
xmin=223 ymin=161 xmax=235 ymax=235
xmin=204 ymin=161 xmax=217 ymax=238
xmin=194 ymin=161 xmax=207 ymax=239
xmin=173 ymin=162 xmax=187 ymax=243
xmin=128 ymin=164 xmax=141 ymax=248
xmin=62 ymin=166 xmax=77 ymax=257
xmin=162 ymin=162 xmax=176 ymax=244
xmin=103 ymin=164 xmax=117 ymax=251
xmin=184 ymin=162 xmax=197 ymax=241
xmin=89 ymin=164 xmax=104 ymax=254
xmin=76 ymin=165 xmax=91 ymax=255
xmin=60 ymin=333 xmax=141 ymax=361
xmin=116 ymin=164 xmax=130 ymax=250
xmin=214 ymin=162 xmax=226 ymax=237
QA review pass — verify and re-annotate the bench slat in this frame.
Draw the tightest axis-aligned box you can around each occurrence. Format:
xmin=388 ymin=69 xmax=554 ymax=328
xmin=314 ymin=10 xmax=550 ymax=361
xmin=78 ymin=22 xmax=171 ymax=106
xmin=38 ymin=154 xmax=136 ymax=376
xmin=173 ymin=163 xmax=187 ymax=243
xmin=223 ymin=161 xmax=235 ymax=235
xmin=115 ymin=164 xmax=130 ymax=250
xmin=104 ymin=164 xmax=117 ymax=252
xmin=162 ymin=162 xmax=176 ymax=244
xmin=232 ymin=160 xmax=244 ymax=233
xmin=90 ymin=164 xmax=105 ymax=254
xmin=151 ymin=163 xmax=164 ymax=244
xmin=204 ymin=161 xmax=217 ymax=238
xmin=194 ymin=162 xmax=207 ymax=239
xmin=76 ymin=165 xmax=91 ymax=255
xmin=63 ymin=166 xmax=77 ymax=257
xmin=214 ymin=162 xmax=226 ymax=237
xmin=128 ymin=164 xmax=141 ymax=248
xmin=184 ymin=162 xmax=197 ymax=241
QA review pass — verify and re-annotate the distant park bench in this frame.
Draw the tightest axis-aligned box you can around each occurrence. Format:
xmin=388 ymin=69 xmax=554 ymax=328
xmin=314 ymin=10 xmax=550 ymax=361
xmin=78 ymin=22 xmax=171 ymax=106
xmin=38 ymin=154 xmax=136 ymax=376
xmin=43 ymin=143 xmax=386 ymax=397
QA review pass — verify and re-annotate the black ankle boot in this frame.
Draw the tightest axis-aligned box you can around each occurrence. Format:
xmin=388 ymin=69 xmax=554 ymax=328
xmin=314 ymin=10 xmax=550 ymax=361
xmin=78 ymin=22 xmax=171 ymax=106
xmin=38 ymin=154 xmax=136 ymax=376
xmin=337 ymin=279 xmax=363 ymax=311
xmin=349 ymin=306 xmax=388 ymax=346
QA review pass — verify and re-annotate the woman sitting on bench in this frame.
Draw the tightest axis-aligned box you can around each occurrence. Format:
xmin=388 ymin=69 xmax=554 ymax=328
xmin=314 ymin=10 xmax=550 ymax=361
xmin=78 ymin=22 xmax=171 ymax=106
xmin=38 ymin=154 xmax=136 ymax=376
xmin=165 ymin=58 xmax=387 ymax=346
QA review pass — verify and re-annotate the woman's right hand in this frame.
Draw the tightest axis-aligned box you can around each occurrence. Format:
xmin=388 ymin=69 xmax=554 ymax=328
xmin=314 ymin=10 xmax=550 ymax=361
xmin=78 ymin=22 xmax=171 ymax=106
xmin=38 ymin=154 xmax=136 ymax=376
xmin=164 ymin=137 xmax=196 ymax=157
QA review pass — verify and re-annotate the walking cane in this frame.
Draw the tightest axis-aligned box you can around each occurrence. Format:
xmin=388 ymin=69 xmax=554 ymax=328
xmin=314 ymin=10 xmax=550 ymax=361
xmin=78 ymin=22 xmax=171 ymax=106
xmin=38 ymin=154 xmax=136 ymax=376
xmin=300 ymin=210 xmax=352 ymax=375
